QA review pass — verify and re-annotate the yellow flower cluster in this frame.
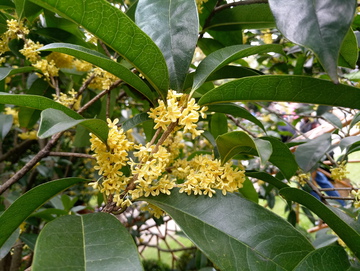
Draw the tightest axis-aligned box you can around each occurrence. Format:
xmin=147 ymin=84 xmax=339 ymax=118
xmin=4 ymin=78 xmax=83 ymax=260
xmin=196 ymin=0 xmax=209 ymax=12
xmin=18 ymin=130 xmax=38 ymax=140
xmin=19 ymin=39 xmax=43 ymax=63
xmin=33 ymin=59 xmax=59 ymax=79
xmin=0 ymin=19 xmax=30 ymax=57
xmin=351 ymin=190 xmax=360 ymax=208
xmin=4 ymin=107 xmax=19 ymax=126
xmin=52 ymin=89 xmax=81 ymax=110
xmin=89 ymin=118 xmax=134 ymax=199
xmin=73 ymin=59 xmax=93 ymax=72
xmin=47 ymin=52 xmax=74 ymax=69
xmin=87 ymin=67 xmax=118 ymax=90
xmin=148 ymin=90 xmax=207 ymax=139
xmin=172 ymin=155 xmax=245 ymax=197
xmin=292 ymin=172 xmax=310 ymax=186
xmin=330 ymin=161 xmax=349 ymax=181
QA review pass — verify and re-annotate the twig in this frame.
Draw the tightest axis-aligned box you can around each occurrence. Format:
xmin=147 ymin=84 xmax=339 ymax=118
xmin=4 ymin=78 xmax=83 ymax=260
xmin=319 ymin=187 xmax=357 ymax=191
xmin=48 ymin=152 xmax=95 ymax=159
xmin=76 ymin=74 xmax=95 ymax=99
xmin=99 ymin=40 xmax=112 ymax=58
xmin=214 ymin=0 xmax=268 ymax=13
xmin=227 ymin=114 xmax=257 ymax=137
xmin=322 ymin=196 xmax=354 ymax=200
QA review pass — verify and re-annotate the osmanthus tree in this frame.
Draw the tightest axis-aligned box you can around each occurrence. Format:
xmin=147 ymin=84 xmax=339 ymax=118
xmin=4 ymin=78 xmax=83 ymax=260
xmin=1 ymin=0 xmax=360 ymax=270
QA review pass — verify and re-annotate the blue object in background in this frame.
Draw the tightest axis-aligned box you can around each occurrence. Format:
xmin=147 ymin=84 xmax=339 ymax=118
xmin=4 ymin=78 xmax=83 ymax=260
xmin=310 ymin=171 xmax=345 ymax=206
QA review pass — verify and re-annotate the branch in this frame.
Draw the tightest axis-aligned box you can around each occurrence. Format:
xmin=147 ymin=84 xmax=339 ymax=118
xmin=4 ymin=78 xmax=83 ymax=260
xmin=214 ymin=0 xmax=268 ymax=13
xmin=227 ymin=114 xmax=257 ymax=138
xmin=0 ymin=139 xmax=37 ymax=163
xmin=48 ymin=152 xmax=95 ymax=159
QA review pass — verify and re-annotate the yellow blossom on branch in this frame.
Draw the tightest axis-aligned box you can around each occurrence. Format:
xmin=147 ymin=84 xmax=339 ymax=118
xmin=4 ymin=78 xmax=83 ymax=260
xmin=19 ymin=39 xmax=44 ymax=63
xmin=46 ymin=52 xmax=74 ymax=69
xmin=330 ymin=161 xmax=349 ymax=181
xmin=53 ymin=89 xmax=81 ymax=110
xmin=6 ymin=19 xmax=29 ymax=39
xmin=351 ymin=190 xmax=360 ymax=208
xmin=33 ymin=59 xmax=59 ymax=79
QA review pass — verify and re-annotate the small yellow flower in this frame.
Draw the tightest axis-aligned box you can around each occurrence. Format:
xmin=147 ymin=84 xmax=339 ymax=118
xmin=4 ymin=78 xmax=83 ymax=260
xmin=330 ymin=161 xmax=349 ymax=181
xmin=19 ymin=39 xmax=44 ymax=63
xmin=33 ymin=59 xmax=59 ymax=79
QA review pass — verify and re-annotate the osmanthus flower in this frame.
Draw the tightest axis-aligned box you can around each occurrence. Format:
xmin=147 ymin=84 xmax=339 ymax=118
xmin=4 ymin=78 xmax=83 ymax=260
xmin=32 ymin=59 xmax=59 ymax=79
xmin=292 ymin=172 xmax=311 ymax=186
xmin=19 ymin=39 xmax=44 ymax=63
xmin=6 ymin=19 xmax=29 ymax=39
xmin=53 ymin=89 xmax=81 ymax=110
xmin=148 ymin=90 xmax=208 ymax=139
xmin=87 ymin=67 xmax=118 ymax=90
xmin=330 ymin=161 xmax=349 ymax=181
xmin=172 ymin=155 xmax=245 ymax=197
xmin=351 ymin=190 xmax=360 ymax=208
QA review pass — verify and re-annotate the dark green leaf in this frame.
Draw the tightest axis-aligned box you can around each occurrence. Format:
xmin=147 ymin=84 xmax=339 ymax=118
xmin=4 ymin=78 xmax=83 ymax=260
xmin=192 ymin=44 xmax=284 ymax=91
xmin=32 ymin=213 xmax=143 ymax=271
xmin=0 ymin=93 xmax=83 ymax=120
xmin=38 ymin=108 xmax=108 ymax=143
xmin=39 ymin=43 xmax=156 ymax=103
xmin=0 ymin=114 xmax=12 ymax=140
xmin=14 ymin=0 xmax=41 ymax=21
xmin=246 ymin=171 xmax=289 ymax=190
xmin=18 ymin=107 xmax=41 ymax=129
xmin=216 ymin=131 xmax=272 ymax=166
xmin=295 ymin=133 xmax=332 ymax=172
xmin=136 ymin=0 xmax=198 ymax=90
xmin=144 ymin=188 xmax=314 ymax=270
xmin=294 ymin=246 xmax=351 ymax=270
xmin=0 ymin=67 xmax=36 ymax=81
xmin=198 ymin=75 xmax=360 ymax=110
xmin=261 ymin=137 xmax=298 ymax=180
xmin=0 ymin=178 xmax=86 ymax=247
xmin=20 ymin=233 xmax=38 ymax=251
xmin=280 ymin=187 xmax=360 ymax=259
xmin=238 ymin=177 xmax=258 ymax=203
xmin=339 ymin=29 xmax=358 ymax=69
xmin=349 ymin=111 xmax=360 ymax=129
xmin=210 ymin=113 xmax=227 ymax=139
xmin=122 ymin=112 xmax=150 ymax=132
xmin=29 ymin=0 xmax=169 ymax=98
xmin=207 ymin=4 xmax=275 ymax=31
xmin=321 ymin=112 xmax=342 ymax=129
xmin=207 ymin=103 xmax=265 ymax=132
xmin=268 ymin=0 xmax=357 ymax=83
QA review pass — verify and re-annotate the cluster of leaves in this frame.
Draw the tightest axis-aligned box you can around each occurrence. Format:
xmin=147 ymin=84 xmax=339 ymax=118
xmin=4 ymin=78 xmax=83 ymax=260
xmin=1 ymin=0 xmax=360 ymax=270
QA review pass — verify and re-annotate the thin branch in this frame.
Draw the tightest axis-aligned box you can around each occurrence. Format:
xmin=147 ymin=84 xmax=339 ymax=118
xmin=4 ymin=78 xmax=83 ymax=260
xmin=319 ymin=187 xmax=358 ymax=191
xmin=227 ymin=114 xmax=257 ymax=137
xmin=48 ymin=152 xmax=95 ymax=159
xmin=76 ymin=74 xmax=95 ymax=99
xmin=322 ymin=196 xmax=354 ymax=200
xmin=99 ymin=40 xmax=112 ymax=58
xmin=215 ymin=0 xmax=268 ymax=13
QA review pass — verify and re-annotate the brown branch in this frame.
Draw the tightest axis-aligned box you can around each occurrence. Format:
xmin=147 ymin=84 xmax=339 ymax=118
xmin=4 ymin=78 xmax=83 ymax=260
xmin=76 ymin=74 xmax=95 ymax=99
xmin=0 ymin=133 xmax=63 ymax=195
xmin=322 ymin=196 xmax=354 ymax=200
xmin=48 ymin=152 xmax=95 ymax=159
xmin=0 ymin=139 xmax=37 ymax=163
xmin=99 ymin=40 xmax=112 ymax=58
xmin=227 ymin=114 xmax=257 ymax=138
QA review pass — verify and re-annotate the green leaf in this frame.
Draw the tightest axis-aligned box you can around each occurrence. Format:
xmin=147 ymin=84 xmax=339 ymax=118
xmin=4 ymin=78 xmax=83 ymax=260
xmin=349 ymin=111 xmax=360 ymax=129
xmin=0 ymin=114 xmax=12 ymax=140
xmin=32 ymin=213 xmax=143 ymax=271
xmin=0 ymin=229 xmax=20 ymax=259
xmin=339 ymin=136 xmax=360 ymax=152
xmin=143 ymin=188 xmax=314 ymax=270
xmin=207 ymin=103 xmax=265 ymax=132
xmin=192 ymin=44 xmax=284 ymax=91
xmin=339 ymin=29 xmax=358 ymax=69
xmin=209 ymin=113 xmax=227 ymax=139
xmin=295 ymin=133 xmax=332 ymax=172
xmin=38 ymin=108 xmax=108 ymax=143
xmin=0 ymin=67 xmax=36 ymax=81
xmin=29 ymin=0 xmax=169 ymax=98
xmin=39 ymin=43 xmax=156 ymax=103
xmin=0 ymin=93 xmax=83 ymax=120
xmin=321 ymin=112 xmax=343 ymax=129
xmin=280 ymin=187 xmax=360 ymax=259
xmin=135 ymin=0 xmax=198 ymax=90
xmin=18 ymin=107 xmax=41 ymax=129
xmin=245 ymin=171 xmax=289 ymax=190
xmin=207 ymin=3 xmax=275 ymax=31
xmin=216 ymin=131 xmax=272 ymax=166
xmin=14 ymin=0 xmax=41 ymax=21
xmin=198 ymin=75 xmax=360 ymax=110
xmin=268 ymin=0 xmax=357 ymax=83
xmin=294 ymin=246 xmax=352 ymax=270
xmin=238 ymin=177 xmax=258 ymax=203
xmin=122 ymin=112 xmax=150 ymax=132
xmin=0 ymin=178 xmax=86 ymax=247
xmin=261 ymin=137 xmax=298 ymax=180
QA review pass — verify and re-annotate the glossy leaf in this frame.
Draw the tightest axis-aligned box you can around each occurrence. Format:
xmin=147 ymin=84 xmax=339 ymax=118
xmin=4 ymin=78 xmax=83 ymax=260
xmin=39 ymin=43 xmax=156 ymax=103
xmin=32 ymin=213 xmax=143 ymax=271
xmin=192 ymin=44 xmax=284 ymax=91
xmin=339 ymin=29 xmax=358 ymax=69
xmin=210 ymin=113 xmax=227 ymax=139
xmin=14 ymin=0 xmax=42 ymax=21
xmin=207 ymin=103 xmax=265 ymax=132
xmin=245 ymin=171 xmax=289 ymax=190
xmin=294 ymin=246 xmax=352 ymax=270
xmin=136 ymin=0 xmax=198 ymax=90
xmin=0 ymin=67 xmax=36 ymax=81
xmin=261 ymin=137 xmax=298 ymax=180
xmin=38 ymin=108 xmax=108 ymax=143
xmin=349 ymin=111 xmax=360 ymax=129
xmin=321 ymin=112 xmax=342 ymax=129
xmin=18 ymin=107 xmax=41 ymax=129
xmin=0 ymin=178 xmax=86 ymax=247
xmin=0 ymin=93 xmax=83 ymax=120
xmin=144 ymin=188 xmax=314 ymax=270
xmin=0 ymin=114 xmax=12 ymax=140
xmin=216 ymin=131 xmax=272 ymax=166
xmin=29 ymin=0 xmax=169 ymax=98
xmin=339 ymin=136 xmax=360 ymax=151
xmin=295 ymin=133 xmax=332 ymax=172
xmin=0 ymin=229 xmax=20 ymax=259
xmin=207 ymin=4 xmax=275 ymax=31
xmin=238 ymin=177 xmax=258 ymax=203
xmin=280 ymin=187 xmax=360 ymax=259
xmin=198 ymin=75 xmax=360 ymax=110
xmin=268 ymin=0 xmax=357 ymax=83
xmin=122 ymin=112 xmax=150 ymax=132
